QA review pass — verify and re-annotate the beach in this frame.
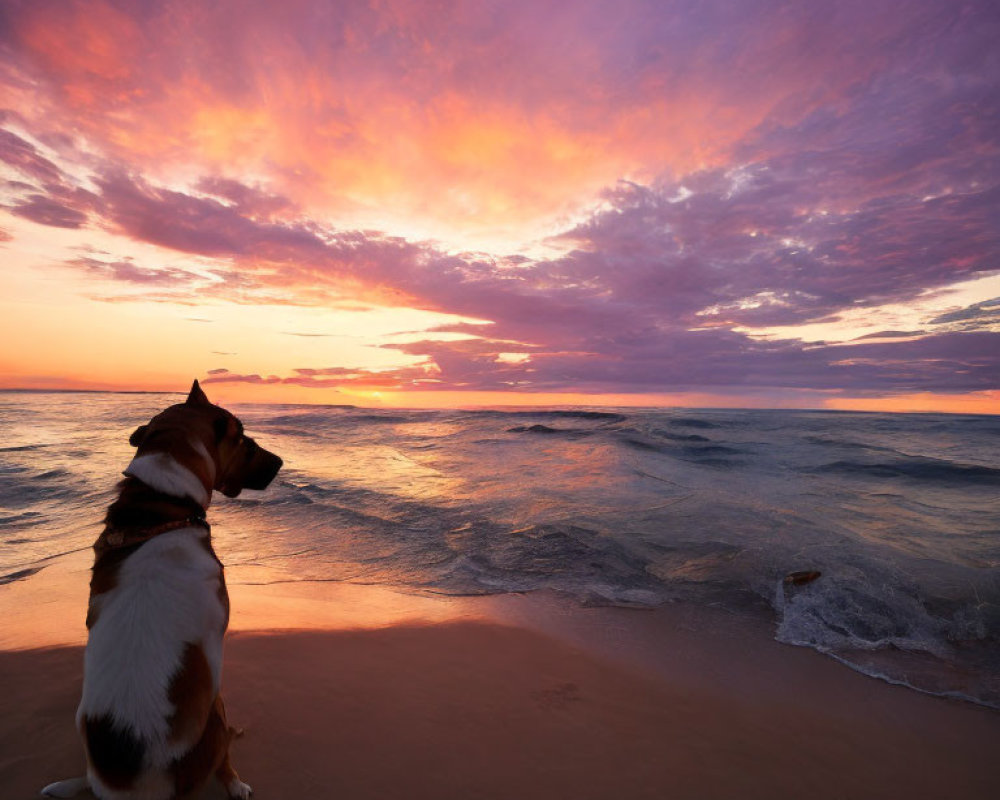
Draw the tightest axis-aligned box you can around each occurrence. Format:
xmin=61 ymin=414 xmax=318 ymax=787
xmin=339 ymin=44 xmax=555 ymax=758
xmin=2 ymin=396 xmax=999 ymax=798
xmin=2 ymin=553 xmax=999 ymax=799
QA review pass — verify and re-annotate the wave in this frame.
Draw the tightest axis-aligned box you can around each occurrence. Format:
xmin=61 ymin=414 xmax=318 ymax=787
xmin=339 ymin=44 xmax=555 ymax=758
xmin=802 ymin=436 xmax=902 ymax=455
xmin=679 ymin=444 xmax=744 ymax=456
xmin=469 ymin=409 xmax=627 ymax=422
xmin=507 ymin=424 xmax=593 ymax=436
xmin=0 ymin=510 xmax=44 ymax=527
xmin=814 ymin=458 xmax=1000 ymax=485
xmin=652 ymin=430 xmax=711 ymax=442
xmin=668 ymin=417 xmax=718 ymax=429
xmin=773 ymin=572 xmax=1000 ymax=707
xmin=619 ymin=436 xmax=663 ymax=452
xmin=31 ymin=468 xmax=73 ymax=481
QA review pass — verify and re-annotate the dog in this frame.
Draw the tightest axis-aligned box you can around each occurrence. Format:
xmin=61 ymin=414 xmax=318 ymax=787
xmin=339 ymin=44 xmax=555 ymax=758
xmin=42 ymin=380 xmax=282 ymax=800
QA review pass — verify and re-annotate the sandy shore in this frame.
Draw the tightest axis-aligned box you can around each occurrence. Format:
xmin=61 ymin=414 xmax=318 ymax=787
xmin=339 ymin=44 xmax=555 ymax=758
xmin=1 ymin=556 xmax=999 ymax=799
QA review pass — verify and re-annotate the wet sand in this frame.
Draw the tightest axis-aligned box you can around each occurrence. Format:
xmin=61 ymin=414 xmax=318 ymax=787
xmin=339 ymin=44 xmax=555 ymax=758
xmin=1 ymin=556 xmax=999 ymax=799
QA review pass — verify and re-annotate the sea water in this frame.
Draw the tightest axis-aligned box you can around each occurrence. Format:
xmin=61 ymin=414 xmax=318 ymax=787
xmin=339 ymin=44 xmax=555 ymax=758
xmin=1 ymin=392 xmax=997 ymax=706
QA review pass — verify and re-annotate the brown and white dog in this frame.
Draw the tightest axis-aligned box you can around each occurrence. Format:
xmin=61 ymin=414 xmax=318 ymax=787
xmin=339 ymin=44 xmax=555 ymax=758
xmin=42 ymin=381 xmax=282 ymax=800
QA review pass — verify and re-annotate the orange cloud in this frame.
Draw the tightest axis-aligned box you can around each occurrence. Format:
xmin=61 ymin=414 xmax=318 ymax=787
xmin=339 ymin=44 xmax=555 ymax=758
xmin=2 ymin=0 xmax=898 ymax=251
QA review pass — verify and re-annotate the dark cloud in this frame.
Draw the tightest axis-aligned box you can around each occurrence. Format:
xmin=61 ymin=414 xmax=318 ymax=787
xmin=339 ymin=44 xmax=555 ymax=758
xmin=201 ymin=371 xmax=282 ymax=385
xmin=68 ymin=256 xmax=203 ymax=286
xmin=9 ymin=194 xmax=87 ymax=228
xmin=1 ymin=127 xmax=102 ymax=227
xmin=853 ymin=331 xmax=926 ymax=341
xmin=195 ymin=176 xmax=295 ymax=219
xmin=0 ymin=129 xmax=64 ymax=185
xmin=95 ymin=172 xmax=316 ymax=256
xmin=202 ymin=364 xmax=440 ymax=390
xmin=930 ymin=298 xmax=1000 ymax=329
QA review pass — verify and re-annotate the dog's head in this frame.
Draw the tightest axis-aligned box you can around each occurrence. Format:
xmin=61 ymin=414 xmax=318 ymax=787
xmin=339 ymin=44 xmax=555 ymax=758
xmin=128 ymin=380 xmax=283 ymax=499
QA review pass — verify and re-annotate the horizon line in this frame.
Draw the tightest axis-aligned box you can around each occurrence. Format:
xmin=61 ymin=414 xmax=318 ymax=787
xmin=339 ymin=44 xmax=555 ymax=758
xmin=1 ymin=387 xmax=995 ymax=416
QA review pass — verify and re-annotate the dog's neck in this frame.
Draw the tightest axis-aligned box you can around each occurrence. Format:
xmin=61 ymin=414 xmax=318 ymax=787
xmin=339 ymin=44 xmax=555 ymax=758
xmin=123 ymin=448 xmax=212 ymax=508
xmin=99 ymin=477 xmax=210 ymax=552
xmin=106 ymin=477 xmax=209 ymax=528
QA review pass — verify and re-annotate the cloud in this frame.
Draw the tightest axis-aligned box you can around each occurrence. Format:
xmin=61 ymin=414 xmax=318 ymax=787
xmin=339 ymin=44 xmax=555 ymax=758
xmin=1 ymin=128 xmax=101 ymax=227
xmin=853 ymin=331 xmax=926 ymax=341
xmin=16 ymin=151 xmax=1000 ymax=396
xmin=68 ymin=255 xmax=204 ymax=286
xmin=930 ymin=298 xmax=1000 ymax=330
xmin=1 ymin=0 xmax=998 ymax=398
xmin=6 ymin=0 xmax=995 ymax=249
xmin=201 ymin=370 xmax=282 ymax=385
xmin=0 ymin=128 xmax=65 ymax=184
xmin=95 ymin=172 xmax=319 ymax=257
xmin=9 ymin=195 xmax=87 ymax=228
xmin=195 ymin=176 xmax=294 ymax=219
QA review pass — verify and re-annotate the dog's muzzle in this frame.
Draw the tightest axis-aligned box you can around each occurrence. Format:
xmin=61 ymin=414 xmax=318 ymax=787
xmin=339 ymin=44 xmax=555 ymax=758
xmin=243 ymin=447 xmax=283 ymax=491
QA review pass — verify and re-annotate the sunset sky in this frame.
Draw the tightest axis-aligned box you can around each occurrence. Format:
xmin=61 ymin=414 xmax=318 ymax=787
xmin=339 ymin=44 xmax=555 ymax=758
xmin=1 ymin=0 xmax=997 ymax=411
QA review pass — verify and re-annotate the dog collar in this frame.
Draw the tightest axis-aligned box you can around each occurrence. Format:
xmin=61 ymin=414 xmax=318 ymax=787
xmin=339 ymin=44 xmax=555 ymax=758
xmin=97 ymin=515 xmax=211 ymax=551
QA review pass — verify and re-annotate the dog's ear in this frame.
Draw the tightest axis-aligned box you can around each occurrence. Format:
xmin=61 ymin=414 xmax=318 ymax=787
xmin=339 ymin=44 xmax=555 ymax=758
xmin=129 ymin=425 xmax=149 ymax=447
xmin=186 ymin=379 xmax=211 ymax=407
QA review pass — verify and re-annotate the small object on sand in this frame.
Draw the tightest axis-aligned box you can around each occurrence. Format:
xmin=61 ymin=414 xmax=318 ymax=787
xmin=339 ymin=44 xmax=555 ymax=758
xmin=783 ymin=570 xmax=822 ymax=586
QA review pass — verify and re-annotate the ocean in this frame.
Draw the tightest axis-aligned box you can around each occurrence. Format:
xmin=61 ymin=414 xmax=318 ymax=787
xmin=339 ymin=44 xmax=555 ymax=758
xmin=1 ymin=391 xmax=998 ymax=707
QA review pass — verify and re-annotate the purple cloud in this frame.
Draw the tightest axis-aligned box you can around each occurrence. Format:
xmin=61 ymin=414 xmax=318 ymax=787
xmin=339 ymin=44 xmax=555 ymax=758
xmin=195 ymin=176 xmax=295 ymax=220
xmin=67 ymin=256 xmax=203 ymax=286
xmin=9 ymin=195 xmax=86 ymax=228
xmin=930 ymin=298 xmax=1000 ymax=330
xmin=201 ymin=371 xmax=282 ymax=385
xmin=0 ymin=129 xmax=64 ymax=185
xmin=29 ymin=157 xmax=1000 ymax=394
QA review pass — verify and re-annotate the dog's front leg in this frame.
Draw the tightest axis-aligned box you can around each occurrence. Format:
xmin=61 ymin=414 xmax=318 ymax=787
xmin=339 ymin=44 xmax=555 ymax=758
xmin=217 ymin=759 xmax=253 ymax=800
xmin=213 ymin=695 xmax=252 ymax=799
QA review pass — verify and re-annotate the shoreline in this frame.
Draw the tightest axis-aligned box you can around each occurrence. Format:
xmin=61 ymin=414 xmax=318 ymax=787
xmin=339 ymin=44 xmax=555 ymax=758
xmin=2 ymin=560 xmax=999 ymax=798
xmin=6 ymin=551 xmax=997 ymax=710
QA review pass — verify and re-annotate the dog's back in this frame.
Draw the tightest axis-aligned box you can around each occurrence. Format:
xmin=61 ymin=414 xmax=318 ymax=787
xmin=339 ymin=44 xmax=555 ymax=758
xmin=80 ymin=526 xmax=228 ymax=799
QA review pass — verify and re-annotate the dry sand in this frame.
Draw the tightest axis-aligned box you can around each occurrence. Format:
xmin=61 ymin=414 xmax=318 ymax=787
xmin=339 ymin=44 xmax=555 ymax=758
xmin=1 ymin=555 xmax=998 ymax=799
